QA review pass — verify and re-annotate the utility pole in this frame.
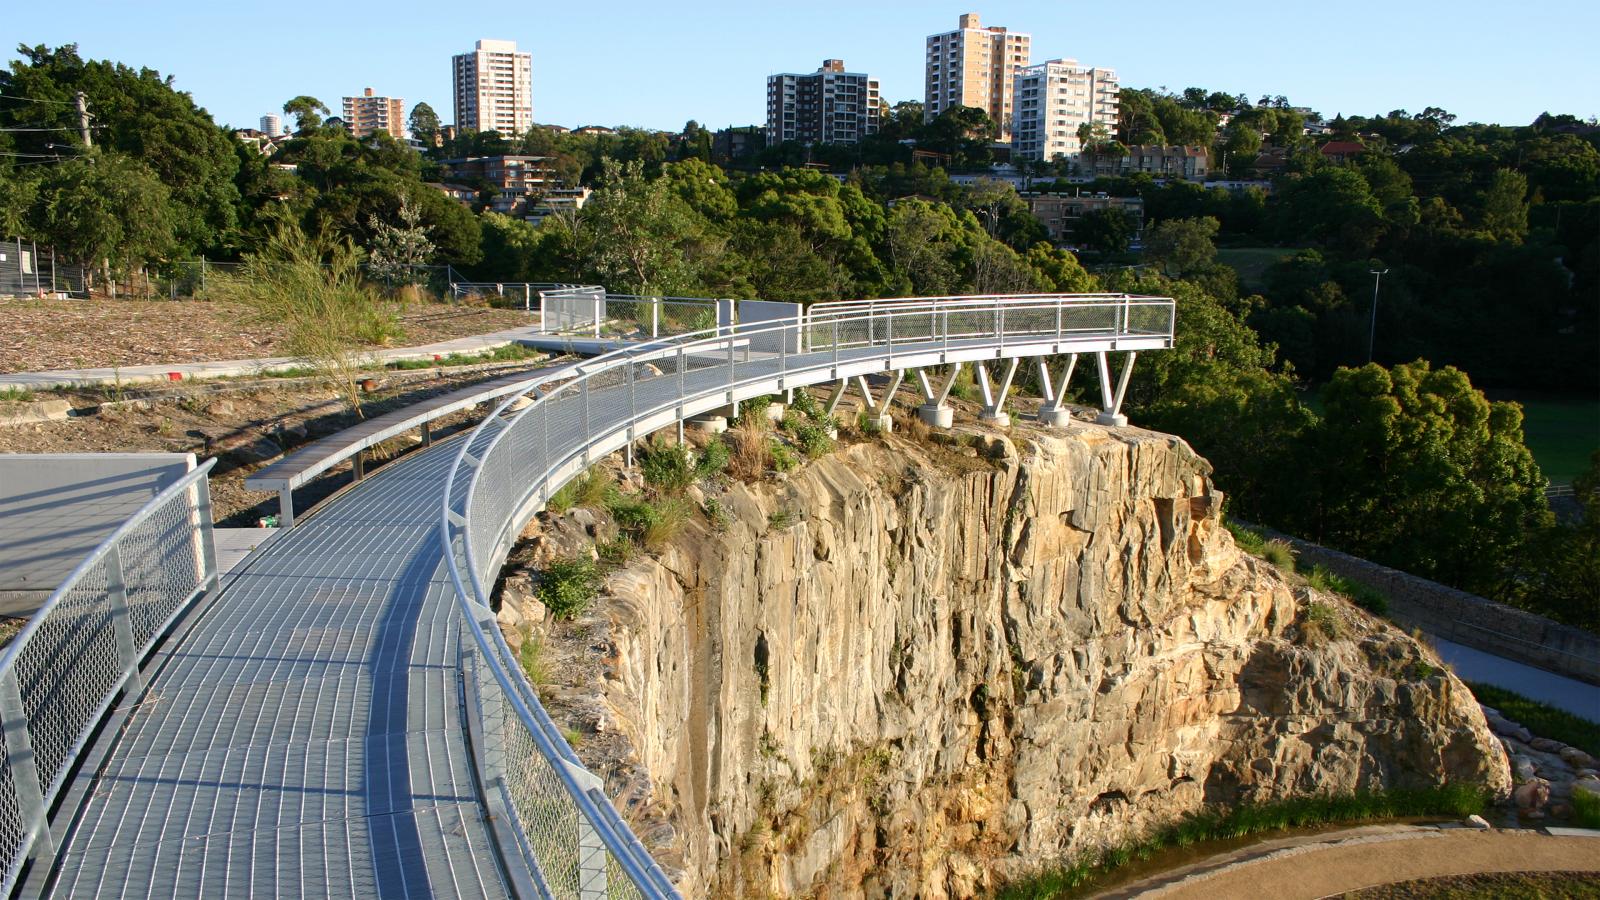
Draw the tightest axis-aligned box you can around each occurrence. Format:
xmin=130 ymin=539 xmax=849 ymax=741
xmin=75 ymin=91 xmax=91 ymax=148
xmin=1367 ymin=267 xmax=1389 ymax=364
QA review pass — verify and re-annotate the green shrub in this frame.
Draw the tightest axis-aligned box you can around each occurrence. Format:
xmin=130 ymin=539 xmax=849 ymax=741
xmin=575 ymin=470 xmax=614 ymax=508
xmin=736 ymin=395 xmax=774 ymax=428
xmin=998 ymin=786 xmax=1491 ymax=900
xmin=793 ymin=422 xmax=835 ymax=459
xmin=639 ymin=437 xmax=695 ymax=493
xmin=0 ymin=387 xmax=36 ymax=403
xmin=1465 ymin=682 xmax=1600 ymax=757
xmin=696 ymin=437 xmax=730 ymax=479
xmin=789 ymin=389 xmax=824 ymax=421
xmin=538 ymin=556 xmax=600 ymax=619
xmin=770 ymin=440 xmax=799 ymax=473
xmin=857 ymin=410 xmax=883 ymax=436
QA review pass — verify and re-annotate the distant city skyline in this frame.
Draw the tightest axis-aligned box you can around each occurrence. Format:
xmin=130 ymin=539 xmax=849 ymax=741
xmin=5 ymin=0 xmax=1597 ymax=134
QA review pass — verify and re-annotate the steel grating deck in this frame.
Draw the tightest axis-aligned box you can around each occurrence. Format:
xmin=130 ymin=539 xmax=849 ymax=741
xmin=45 ymin=428 xmax=511 ymax=899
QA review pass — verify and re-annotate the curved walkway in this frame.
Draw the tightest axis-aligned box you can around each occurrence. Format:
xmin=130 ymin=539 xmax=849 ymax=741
xmin=43 ymin=401 xmax=521 ymax=897
xmin=1103 ymin=826 xmax=1600 ymax=899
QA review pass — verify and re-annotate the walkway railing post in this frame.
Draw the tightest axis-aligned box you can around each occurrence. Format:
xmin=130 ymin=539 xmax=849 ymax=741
xmin=104 ymin=544 xmax=146 ymax=695
xmin=0 ymin=670 xmax=53 ymax=857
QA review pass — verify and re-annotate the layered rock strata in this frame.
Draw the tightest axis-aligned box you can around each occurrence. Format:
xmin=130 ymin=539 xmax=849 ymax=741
xmin=500 ymin=421 xmax=1511 ymax=898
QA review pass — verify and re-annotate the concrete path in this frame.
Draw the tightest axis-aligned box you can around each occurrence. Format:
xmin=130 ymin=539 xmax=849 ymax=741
xmin=1433 ymin=636 xmax=1600 ymax=719
xmin=0 ymin=324 xmax=545 ymax=391
xmin=1101 ymin=825 xmax=1600 ymax=899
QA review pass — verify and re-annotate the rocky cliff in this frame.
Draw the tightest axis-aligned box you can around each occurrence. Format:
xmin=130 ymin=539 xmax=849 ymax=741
xmin=499 ymin=419 xmax=1511 ymax=898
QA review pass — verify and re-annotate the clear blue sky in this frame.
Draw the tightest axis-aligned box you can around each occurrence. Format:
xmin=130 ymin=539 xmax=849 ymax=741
xmin=5 ymin=0 xmax=1596 ymax=131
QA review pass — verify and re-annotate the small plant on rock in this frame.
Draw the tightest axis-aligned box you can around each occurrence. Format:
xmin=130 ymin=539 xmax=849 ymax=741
xmin=537 ymin=555 xmax=600 ymax=619
xmin=1298 ymin=600 xmax=1344 ymax=645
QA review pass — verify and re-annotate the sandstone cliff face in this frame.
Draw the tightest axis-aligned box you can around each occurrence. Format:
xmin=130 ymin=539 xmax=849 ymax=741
xmin=502 ymin=422 xmax=1511 ymax=898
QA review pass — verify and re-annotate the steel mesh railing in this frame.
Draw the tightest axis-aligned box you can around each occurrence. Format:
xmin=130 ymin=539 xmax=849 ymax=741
xmin=0 ymin=460 xmax=218 ymax=894
xmin=440 ymin=293 xmax=1172 ymax=898
xmin=537 ymin=288 xmax=719 ymax=340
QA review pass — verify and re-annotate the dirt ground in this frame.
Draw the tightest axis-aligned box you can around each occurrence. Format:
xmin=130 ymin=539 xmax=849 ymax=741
xmin=0 ymin=361 xmax=553 ymax=525
xmin=0 ymin=297 xmax=533 ymax=374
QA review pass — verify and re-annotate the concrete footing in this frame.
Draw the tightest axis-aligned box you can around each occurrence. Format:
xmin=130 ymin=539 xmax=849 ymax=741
xmin=979 ymin=408 xmax=1011 ymax=428
xmin=1037 ymin=407 xmax=1074 ymax=427
xmin=1095 ymin=412 xmax=1128 ymax=427
xmin=917 ymin=404 xmax=953 ymax=428
xmin=869 ymin=413 xmax=894 ymax=434
xmin=764 ymin=403 xmax=786 ymax=423
xmin=689 ymin=415 xmax=728 ymax=434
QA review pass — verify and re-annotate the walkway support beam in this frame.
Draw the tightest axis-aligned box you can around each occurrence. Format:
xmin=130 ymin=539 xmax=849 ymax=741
xmin=916 ymin=363 xmax=962 ymax=428
xmin=1037 ymin=354 xmax=1079 ymax=427
xmin=977 ymin=358 xmax=1019 ymax=427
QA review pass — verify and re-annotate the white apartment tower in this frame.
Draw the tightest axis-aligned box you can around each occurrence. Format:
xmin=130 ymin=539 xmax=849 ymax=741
xmin=766 ymin=59 xmax=881 ymax=146
xmin=924 ymin=12 xmax=1031 ymax=140
xmin=1011 ymin=60 xmax=1120 ymax=162
xmin=259 ymin=114 xmax=283 ymax=138
xmin=452 ymin=39 xmax=534 ymax=136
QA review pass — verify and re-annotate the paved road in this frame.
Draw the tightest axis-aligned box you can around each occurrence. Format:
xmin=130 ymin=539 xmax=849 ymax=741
xmin=1432 ymin=636 xmax=1600 ymax=719
xmin=45 ymin=425 xmax=511 ymax=898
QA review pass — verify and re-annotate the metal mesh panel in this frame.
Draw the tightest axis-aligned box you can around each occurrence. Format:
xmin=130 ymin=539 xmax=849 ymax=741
xmin=0 ymin=466 xmax=215 ymax=894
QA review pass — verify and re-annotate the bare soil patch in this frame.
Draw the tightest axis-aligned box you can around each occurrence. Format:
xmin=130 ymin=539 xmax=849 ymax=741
xmin=0 ymin=363 xmax=549 ymax=525
xmin=0 ymin=298 xmax=532 ymax=374
xmin=1342 ymin=870 xmax=1600 ymax=899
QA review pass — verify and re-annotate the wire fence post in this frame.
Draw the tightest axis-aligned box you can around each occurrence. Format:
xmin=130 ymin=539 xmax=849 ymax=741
xmin=104 ymin=544 xmax=145 ymax=695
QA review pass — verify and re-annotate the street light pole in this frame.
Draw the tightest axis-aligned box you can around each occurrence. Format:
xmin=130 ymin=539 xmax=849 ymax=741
xmin=1367 ymin=267 xmax=1389 ymax=364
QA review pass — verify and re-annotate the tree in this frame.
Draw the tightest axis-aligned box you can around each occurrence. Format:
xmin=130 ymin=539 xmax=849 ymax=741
xmin=1310 ymin=360 xmax=1550 ymax=594
xmin=2 ymin=44 xmax=241 ymax=256
xmin=1479 ymin=169 xmax=1529 ymax=243
xmin=408 ymin=102 xmax=440 ymax=145
xmin=1073 ymin=208 xmax=1136 ymax=253
xmin=884 ymin=199 xmax=964 ymax=296
xmin=1143 ymin=216 xmax=1220 ymax=276
xmin=1523 ymin=450 xmax=1600 ymax=630
xmin=283 ymin=96 xmax=330 ymax=133
xmin=1273 ymin=167 xmax=1385 ymax=255
xmin=561 ymin=158 xmax=716 ymax=295
xmin=33 ymin=151 xmax=175 ymax=281
xmin=364 ymin=195 xmax=434 ymax=286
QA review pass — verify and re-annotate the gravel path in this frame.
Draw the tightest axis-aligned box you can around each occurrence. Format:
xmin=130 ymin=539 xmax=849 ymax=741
xmin=1110 ymin=827 xmax=1600 ymax=899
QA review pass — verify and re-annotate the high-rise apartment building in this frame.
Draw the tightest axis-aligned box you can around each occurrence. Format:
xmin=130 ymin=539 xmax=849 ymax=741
xmin=342 ymin=88 xmax=407 ymax=139
xmin=1011 ymin=60 xmax=1119 ymax=162
xmin=766 ymin=59 xmax=881 ymax=146
xmin=259 ymin=114 xmax=283 ymax=138
xmin=453 ymin=39 xmax=534 ymax=136
xmin=924 ymin=12 xmax=1031 ymax=140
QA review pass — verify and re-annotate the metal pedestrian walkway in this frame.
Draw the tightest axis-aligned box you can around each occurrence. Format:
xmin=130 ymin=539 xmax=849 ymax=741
xmin=41 ymin=426 xmax=513 ymax=898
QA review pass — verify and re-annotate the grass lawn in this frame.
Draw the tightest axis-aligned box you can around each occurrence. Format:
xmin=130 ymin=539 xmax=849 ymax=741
xmin=1503 ymin=394 xmax=1599 ymax=486
xmin=1216 ymin=246 xmax=1297 ymax=291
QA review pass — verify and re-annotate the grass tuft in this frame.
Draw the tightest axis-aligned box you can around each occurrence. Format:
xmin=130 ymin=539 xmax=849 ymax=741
xmin=1262 ymin=539 xmax=1296 ymax=571
xmin=1298 ymin=600 xmax=1344 ymax=645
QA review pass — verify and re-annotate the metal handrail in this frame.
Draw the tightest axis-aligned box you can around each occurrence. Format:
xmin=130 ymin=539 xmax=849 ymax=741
xmin=0 ymin=458 xmax=219 ymax=894
xmin=439 ymin=292 xmax=1173 ymax=897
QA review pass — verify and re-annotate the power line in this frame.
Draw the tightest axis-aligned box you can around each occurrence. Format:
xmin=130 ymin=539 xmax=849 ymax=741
xmin=0 ymin=93 xmax=77 ymax=106
xmin=0 ymin=126 xmax=91 ymax=133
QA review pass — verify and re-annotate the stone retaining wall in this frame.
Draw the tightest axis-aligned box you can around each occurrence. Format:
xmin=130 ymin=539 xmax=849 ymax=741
xmin=1261 ymin=529 xmax=1600 ymax=686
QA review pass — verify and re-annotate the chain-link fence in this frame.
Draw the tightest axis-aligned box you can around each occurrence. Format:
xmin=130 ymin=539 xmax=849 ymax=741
xmin=0 ymin=239 xmax=88 ymax=298
xmin=0 ymin=461 xmax=218 ymax=894
xmin=440 ymin=292 xmax=1175 ymax=898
